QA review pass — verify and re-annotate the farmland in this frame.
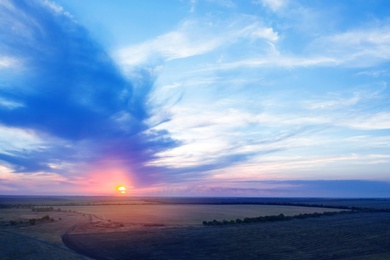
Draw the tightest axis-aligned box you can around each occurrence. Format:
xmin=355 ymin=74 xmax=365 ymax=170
xmin=61 ymin=204 xmax=342 ymax=227
xmin=65 ymin=212 xmax=390 ymax=260
xmin=0 ymin=208 xmax=89 ymax=259
xmin=1 ymin=196 xmax=390 ymax=259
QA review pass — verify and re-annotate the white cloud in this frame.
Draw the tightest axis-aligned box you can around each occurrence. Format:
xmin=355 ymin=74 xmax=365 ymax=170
xmin=0 ymin=98 xmax=24 ymax=109
xmin=356 ymin=69 xmax=390 ymax=78
xmin=184 ymin=26 xmax=390 ymax=72
xmin=304 ymin=84 xmax=387 ymax=111
xmin=147 ymin=107 xmax=252 ymax=168
xmin=0 ymin=1 xmax=43 ymax=42
xmin=147 ymin=104 xmax=333 ymax=170
xmin=115 ymin=22 xmax=219 ymax=67
xmin=0 ymin=125 xmax=45 ymax=154
xmin=207 ymin=0 xmax=236 ymax=8
xmin=310 ymin=26 xmax=390 ymax=67
xmin=211 ymin=55 xmax=338 ymax=70
xmin=41 ymin=0 xmax=74 ymax=20
xmin=304 ymin=93 xmax=361 ymax=111
xmin=41 ymin=0 xmax=64 ymax=14
xmin=0 ymin=56 xmax=19 ymax=69
xmin=146 ymin=77 xmax=390 ymax=173
xmin=0 ymin=170 xmax=71 ymax=193
xmin=115 ymin=17 xmax=278 ymax=68
xmin=211 ymin=152 xmax=390 ymax=181
xmin=251 ymin=27 xmax=279 ymax=41
xmin=258 ymin=0 xmax=287 ymax=12
xmin=344 ymin=135 xmax=390 ymax=148
xmin=341 ymin=112 xmax=390 ymax=130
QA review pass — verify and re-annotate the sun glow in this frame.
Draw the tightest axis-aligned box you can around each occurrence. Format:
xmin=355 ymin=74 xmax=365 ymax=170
xmin=116 ymin=185 xmax=126 ymax=194
xmin=82 ymin=158 xmax=134 ymax=195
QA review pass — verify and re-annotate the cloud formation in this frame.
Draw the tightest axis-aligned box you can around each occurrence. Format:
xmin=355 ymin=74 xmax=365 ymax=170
xmin=115 ymin=15 xmax=278 ymax=68
xmin=0 ymin=0 xmax=176 ymax=189
xmin=1 ymin=0 xmax=389 ymax=196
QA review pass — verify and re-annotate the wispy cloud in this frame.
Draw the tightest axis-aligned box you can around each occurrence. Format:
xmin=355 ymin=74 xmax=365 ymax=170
xmin=175 ymin=24 xmax=390 ymax=74
xmin=191 ymin=55 xmax=338 ymax=72
xmin=341 ymin=112 xmax=390 ymax=130
xmin=256 ymin=0 xmax=288 ymax=12
xmin=129 ymin=179 xmax=390 ymax=197
xmin=309 ymin=26 xmax=390 ymax=67
xmin=0 ymin=56 xmax=19 ymax=69
xmin=115 ymin=16 xmax=278 ymax=68
xmin=145 ymin=71 xmax=389 ymax=181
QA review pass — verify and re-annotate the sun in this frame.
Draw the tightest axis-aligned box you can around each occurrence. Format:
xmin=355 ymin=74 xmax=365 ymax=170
xmin=116 ymin=185 xmax=126 ymax=194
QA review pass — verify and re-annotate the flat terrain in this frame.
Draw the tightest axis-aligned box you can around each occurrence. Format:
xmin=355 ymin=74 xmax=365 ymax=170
xmin=64 ymin=212 xmax=390 ymax=260
xmin=0 ymin=208 xmax=89 ymax=259
xmin=61 ymin=204 xmax=341 ymax=227
xmin=1 ymin=197 xmax=390 ymax=259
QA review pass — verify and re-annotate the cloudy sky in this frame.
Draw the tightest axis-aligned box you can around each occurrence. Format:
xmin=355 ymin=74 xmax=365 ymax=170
xmin=1 ymin=0 xmax=390 ymax=197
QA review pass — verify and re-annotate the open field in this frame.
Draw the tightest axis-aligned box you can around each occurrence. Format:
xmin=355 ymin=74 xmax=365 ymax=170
xmin=1 ymin=196 xmax=390 ymax=259
xmin=61 ymin=204 xmax=342 ymax=227
xmin=64 ymin=212 xmax=390 ymax=260
xmin=2 ymin=196 xmax=390 ymax=209
xmin=0 ymin=208 xmax=89 ymax=259
xmin=0 ymin=208 xmax=88 ymax=245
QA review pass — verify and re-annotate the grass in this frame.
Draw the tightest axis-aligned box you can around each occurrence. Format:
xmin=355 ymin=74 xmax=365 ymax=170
xmin=60 ymin=204 xmax=342 ymax=226
xmin=0 ymin=209 xmax=84 ymax=243
xmin=0 ymin=208 xmax=89 ymax=259
xmin=0 ymin=230 xmax=87 ymax=260
xmin=1 ymin=197 xmax=390 ymax=259
xmin=64 ymin=212 xmax=390 ymax=260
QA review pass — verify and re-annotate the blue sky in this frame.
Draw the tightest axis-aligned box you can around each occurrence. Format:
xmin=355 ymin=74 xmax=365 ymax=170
xmin=0 ymin=0 xmax=390 ymax=196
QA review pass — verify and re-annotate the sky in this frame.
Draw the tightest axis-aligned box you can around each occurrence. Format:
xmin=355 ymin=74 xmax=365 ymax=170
xmin=0 ymin=0 xmax=390 ymax=197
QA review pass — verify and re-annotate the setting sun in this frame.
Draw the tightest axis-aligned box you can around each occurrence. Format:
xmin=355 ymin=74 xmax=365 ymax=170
xmin=116 ymin=185 xmax=126 ymax=194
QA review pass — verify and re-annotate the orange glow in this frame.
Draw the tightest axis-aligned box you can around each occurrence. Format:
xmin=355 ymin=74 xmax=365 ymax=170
xmin=82 ymin=159 xmax=133 ymax=195
xmin=116 ymin=185 xmax=126 ymax=194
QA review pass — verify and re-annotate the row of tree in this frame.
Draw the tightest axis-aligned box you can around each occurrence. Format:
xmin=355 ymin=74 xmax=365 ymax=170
xmin=202 ymin=210 xmax=353 ymax=226
xmin=9 ymin=215 xmax=55 ymax=226
xmin=32 ymin=206 xmax=56 ymax=212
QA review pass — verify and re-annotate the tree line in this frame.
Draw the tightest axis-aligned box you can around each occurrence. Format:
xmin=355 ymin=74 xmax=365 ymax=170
xmin=202 ymin=211 xmax=353 ymax=226
xmin=9 ymin=215 xmax=55 ymax=226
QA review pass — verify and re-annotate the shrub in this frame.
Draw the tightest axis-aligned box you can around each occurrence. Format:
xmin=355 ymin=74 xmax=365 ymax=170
xmin=42 ymin=215 xmax=50 ymax=221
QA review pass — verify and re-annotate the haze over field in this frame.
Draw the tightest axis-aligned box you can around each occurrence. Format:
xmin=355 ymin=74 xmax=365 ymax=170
xmin=0 ymin=0 xmax=389 ymax=196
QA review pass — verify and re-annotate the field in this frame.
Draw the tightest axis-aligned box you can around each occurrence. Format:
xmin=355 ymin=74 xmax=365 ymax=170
xmin=61 ymin=204 xmax=342 ymax=227
xmin=1 ymin=196 xmax=390 ymax=259
xmin=0 ymin=208 xmax=89 ymax=259
xmin=65 ymin=212 xmax=390 ymax=260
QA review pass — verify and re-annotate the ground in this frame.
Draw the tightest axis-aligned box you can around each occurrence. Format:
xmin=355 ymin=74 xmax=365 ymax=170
xmin=1 ymin=197 xmax=390 ymax=259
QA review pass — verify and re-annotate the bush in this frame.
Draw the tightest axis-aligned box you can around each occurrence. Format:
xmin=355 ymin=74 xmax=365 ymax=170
xmin=201 ymin=209 xmax=357 ymax=226
xmin=42 ymin=215 xmax=50 ymax=221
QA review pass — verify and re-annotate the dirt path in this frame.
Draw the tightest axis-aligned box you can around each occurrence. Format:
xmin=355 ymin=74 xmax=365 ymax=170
xmin=61 ymin=213 xmax=112 ymax=259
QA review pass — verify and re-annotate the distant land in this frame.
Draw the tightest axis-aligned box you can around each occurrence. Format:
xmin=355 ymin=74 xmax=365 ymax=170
xmin=1 ymin=196 xmax=390 ymax=259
